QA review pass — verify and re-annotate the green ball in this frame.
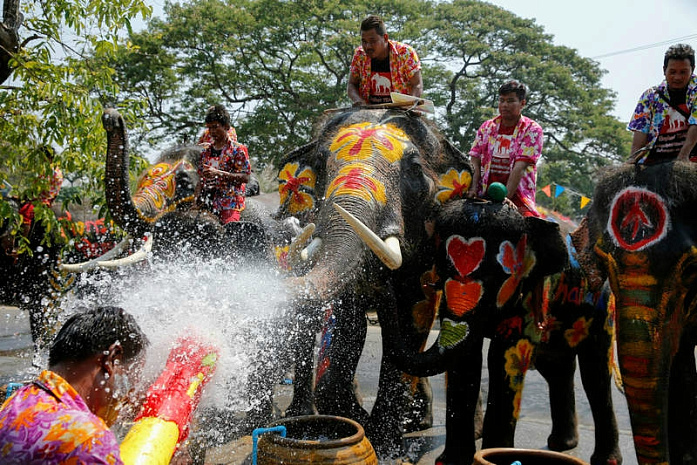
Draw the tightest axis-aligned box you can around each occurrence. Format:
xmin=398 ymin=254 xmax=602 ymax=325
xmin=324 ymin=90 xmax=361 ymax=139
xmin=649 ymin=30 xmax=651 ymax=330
xmin=488 ymin=182 xmax=507 ymax=202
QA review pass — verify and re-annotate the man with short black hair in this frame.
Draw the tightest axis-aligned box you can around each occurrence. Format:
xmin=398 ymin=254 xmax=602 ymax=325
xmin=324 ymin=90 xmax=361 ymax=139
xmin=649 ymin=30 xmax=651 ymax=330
xmin=0 ymin=306 xmax=149 ymax=464
xmin=467 ymin=80 xmax=543 ymax=217
xmin=347 ymin=15 xmax=423 ymax=105
xmin=628 ymin=43 xmax=697 ymax=164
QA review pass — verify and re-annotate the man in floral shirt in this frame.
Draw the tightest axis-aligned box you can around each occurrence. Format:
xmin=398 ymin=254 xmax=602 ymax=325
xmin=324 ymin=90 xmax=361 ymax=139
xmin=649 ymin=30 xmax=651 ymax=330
xmin=0 ymin=306 xmax=149 ymax=464
xmin=467 ymin=80 xmax=543 ymax=217
xmin=347 ymin=15 xmax=422 ymax=105
xmin=194 ymin=104 xmax=251 ymax=224
xmin=628 ymin=43 xmax=697 ymax=164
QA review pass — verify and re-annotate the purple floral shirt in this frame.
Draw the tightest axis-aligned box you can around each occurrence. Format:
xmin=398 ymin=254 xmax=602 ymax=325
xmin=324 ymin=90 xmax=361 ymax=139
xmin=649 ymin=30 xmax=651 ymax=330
xmin=0 ymin=370 xmax=123 ymax=464
xmin=349 ymin=40 xmax=421 ymax=103
xmin=627 ymin=74 xmax=697 ymax=151
xmin=469 ymin=114 xmax=543 ymax=217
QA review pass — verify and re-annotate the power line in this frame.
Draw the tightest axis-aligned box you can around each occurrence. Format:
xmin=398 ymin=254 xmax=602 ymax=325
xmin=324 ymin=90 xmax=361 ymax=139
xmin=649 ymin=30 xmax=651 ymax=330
xmin=591 ymin=34 xmax=697 ymax=60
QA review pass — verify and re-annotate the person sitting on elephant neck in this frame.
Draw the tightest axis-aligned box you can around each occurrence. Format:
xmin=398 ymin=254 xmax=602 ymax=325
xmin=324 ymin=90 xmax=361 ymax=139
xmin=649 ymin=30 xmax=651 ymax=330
xmin=466 ymin=80 xmax=543 ymax=217
xmin=628 ymin=43 xmax=697 ymax=165
xmin=194 ymin=104 xmax=251 ymax=224
xmin=0 ymin=306 xmax=149 ymax=464
xmin=347 ymin=15 xmax=423 ymax=106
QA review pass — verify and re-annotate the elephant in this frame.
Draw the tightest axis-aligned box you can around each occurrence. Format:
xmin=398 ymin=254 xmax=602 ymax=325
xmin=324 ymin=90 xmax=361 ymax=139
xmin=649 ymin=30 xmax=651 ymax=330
xmin=275 ymin=107 xmax=475 ymax=457
xmin=583 ymin=159 xmax=697 ymax=465
xmin=363 ymin=192 xmax=626 ymax=465
xmin=93 ymin=108 xmax=272 ymax=266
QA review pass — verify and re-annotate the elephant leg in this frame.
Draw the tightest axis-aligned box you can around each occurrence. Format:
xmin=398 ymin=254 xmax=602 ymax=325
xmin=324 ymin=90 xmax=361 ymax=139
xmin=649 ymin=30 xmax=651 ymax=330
xmin=536 ymin=349 xmax=579 ymax=451
xmin=436 ymin=331 xmax=484 ymax=465
xmin=668 ymin=334 xmax=697 ymax=465
xmin=577 ymin=342 xmax=622 ymax=465
xmin=482 ymin=335 xmax=527 ymax=448
xmin=285 ymin=317 xmax=320 ymax=417
xmin=313 ymin=302 xmax=369 ymax=425
xmin=367 ymin=353 xmax=409 ymax=459
xmin=402 ymin=375 xmax=434 ymax=433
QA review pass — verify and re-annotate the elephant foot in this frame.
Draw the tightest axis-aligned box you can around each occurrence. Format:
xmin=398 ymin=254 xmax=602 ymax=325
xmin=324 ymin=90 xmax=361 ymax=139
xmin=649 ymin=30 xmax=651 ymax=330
xmin=401 ymin=404 xmax=433 ymax=433
xmin=435 ymin=450 xmax=471 ymax=465
xmin=547 ymin=432 xmax=579 ymax=451
xmin=590 ymin=448 xmax=622 ymax=465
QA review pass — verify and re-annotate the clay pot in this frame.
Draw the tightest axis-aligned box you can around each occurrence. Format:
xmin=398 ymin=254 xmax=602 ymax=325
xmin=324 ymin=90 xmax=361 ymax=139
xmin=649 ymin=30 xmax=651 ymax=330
xmin=473 ymin=447 xmax=590 ymax=465
xmin=256 ymin=415 xmax=377 ymax=465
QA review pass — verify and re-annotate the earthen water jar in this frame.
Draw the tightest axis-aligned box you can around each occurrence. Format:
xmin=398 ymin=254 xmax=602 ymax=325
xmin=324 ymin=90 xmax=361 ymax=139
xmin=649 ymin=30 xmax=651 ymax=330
xmin=473 ymin=447 xmax=590 ymax=465
xmin=256 ymin=415 xmax=378 ymax=465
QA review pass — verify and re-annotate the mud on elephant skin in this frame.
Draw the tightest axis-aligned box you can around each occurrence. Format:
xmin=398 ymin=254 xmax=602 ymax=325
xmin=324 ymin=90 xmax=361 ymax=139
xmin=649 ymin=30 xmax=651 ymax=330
xmin=276 ymin=107 xmax=474 ymax=457
xmin=92 ymin=108 xmax=272 ymax=265
xmin=585 ymin=160 xmax=697 ymax=465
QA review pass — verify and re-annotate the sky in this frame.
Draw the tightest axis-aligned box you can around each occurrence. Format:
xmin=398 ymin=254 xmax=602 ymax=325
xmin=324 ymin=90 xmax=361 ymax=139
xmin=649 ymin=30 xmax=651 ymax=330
xmin=485 ymin=0 xmax=697 ymax=121
xmin=144 ymin=0 xmax=697 ymax=123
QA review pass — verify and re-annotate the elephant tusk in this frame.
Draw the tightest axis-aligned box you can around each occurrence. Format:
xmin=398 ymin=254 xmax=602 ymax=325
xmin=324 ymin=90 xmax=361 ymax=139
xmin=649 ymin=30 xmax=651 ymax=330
xmin=97 ymin=233 xmax=154 ymax=269
xmin=288 ymin=223 xmax=316 ymax=266
xmin=300 ymin=237 xmax=323 ymax=262
xmin=333 ymin=203 xmax=402 ymax=270
xmin=59 ymin=235 xmax=132 ymax=273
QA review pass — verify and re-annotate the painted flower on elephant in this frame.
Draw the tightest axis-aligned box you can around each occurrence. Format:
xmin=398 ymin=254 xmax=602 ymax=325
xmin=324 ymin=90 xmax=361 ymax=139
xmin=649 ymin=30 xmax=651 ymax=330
xmin=435 ymin=169 xmax=472 ymax=204
xmin=329 ymin=122 xmax=408 ymax=163
xmin=278 ymin=162 xmax=317 ymax=215
xmin=564 ymin=316 xmax=593 ymax=348
xmin=504 ymin=338 xmax=535 ymax=418
xmin=325 ymin=163 xmax=387 ymax=204
xmin=496 ymin=235 xmax=536 ymax=308
xmin=134 ymin=161 xmax=189 ymax=214
xmin=496 ymin=315 xmax=523 ymax=339
xmin=443 ymin=236 xmax=485 ymax=317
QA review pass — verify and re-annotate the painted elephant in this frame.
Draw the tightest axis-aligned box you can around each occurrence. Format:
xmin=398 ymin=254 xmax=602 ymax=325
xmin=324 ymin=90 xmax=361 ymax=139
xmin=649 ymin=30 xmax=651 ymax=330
xmin=276 ymin=107 xmax=474 ymax=457
xmin=584 ymin=160 xmax=697 ymax=465
xmin=93 ymin=108 xmax=271 ymax=266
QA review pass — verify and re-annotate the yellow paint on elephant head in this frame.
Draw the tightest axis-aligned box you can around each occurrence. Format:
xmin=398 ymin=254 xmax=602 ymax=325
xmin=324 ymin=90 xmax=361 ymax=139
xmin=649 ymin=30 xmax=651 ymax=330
xmin=278 ymin=162 xmax=317 ymax=214
xmin=325 ymin=163 xmax=387 ymax=204
xmin=330 ymin=122 xmax=409 ymax=163
xmin=134 ymin=161 xmax=191 ymax=213
xmin=436 ymin=169 xmax=472 ymax=204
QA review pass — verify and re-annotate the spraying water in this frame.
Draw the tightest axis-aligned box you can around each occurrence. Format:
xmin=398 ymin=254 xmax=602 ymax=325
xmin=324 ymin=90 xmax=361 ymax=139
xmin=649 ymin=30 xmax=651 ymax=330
xmin=61 ymin=253 xmax=298 ymax=445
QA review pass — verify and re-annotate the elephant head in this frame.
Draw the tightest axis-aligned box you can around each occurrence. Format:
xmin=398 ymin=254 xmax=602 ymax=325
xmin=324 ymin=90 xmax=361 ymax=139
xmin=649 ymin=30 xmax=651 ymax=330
xmin=586 ymin=160 xmax=697 ymax=464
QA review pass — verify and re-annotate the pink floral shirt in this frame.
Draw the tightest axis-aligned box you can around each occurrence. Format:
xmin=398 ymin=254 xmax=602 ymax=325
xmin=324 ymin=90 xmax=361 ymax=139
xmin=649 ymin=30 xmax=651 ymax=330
xmin=0 ymin=370 xmax=123 ymax=464
xmin=349 ymin=40 xmax=421 ymax=103
xmin=469 ymin=115 xmax=543 ymax=217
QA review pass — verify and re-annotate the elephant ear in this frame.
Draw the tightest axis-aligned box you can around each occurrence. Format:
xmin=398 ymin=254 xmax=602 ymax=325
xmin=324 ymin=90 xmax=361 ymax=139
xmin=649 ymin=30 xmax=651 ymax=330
xmin=432 ymin=138 xmax=475 ymax=206
xmin=277 ymin=140 xmax=321 ymax=222
xmin=570 ymin=217 xmax=607 ymax=293
xmin=524 ymin=216 xmax=568 ymax=280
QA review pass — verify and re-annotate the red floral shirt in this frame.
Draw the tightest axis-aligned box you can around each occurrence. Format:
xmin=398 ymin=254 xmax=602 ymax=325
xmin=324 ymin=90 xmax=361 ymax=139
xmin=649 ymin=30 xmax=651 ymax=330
xmin=198 ymin=135 xmax=251 ymax=216
xmin=349 ymin=40 xmax=421 ymax=103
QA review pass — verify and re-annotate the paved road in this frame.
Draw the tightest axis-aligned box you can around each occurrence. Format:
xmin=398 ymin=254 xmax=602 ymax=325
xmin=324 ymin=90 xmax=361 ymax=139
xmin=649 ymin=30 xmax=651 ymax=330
xmin=1 ymin=306 xmax=638 ymax=464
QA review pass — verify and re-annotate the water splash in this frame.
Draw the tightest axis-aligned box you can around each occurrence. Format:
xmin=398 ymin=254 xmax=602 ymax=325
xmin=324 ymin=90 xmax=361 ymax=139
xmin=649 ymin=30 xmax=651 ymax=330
xmin=61 ymin=255 xmax=294 ymax=416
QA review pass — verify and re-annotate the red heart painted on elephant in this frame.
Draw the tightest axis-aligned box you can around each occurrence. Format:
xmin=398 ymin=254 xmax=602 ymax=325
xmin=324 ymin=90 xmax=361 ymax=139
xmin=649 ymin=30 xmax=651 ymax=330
xmin=444 ymin=277 xmax=483 ymax=317
xmin=446 ymin=235 xmax=486 ymax=278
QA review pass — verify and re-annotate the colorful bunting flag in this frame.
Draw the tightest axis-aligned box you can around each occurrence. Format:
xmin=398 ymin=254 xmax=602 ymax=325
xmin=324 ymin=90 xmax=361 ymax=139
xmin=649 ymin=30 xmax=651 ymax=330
xmin=554 ymin=185 xmax=565 ymax=198
xmin=580 ymin=196 xmax=591 ymax=209
xmin=541 ymin=184 xmax=552 ymax=198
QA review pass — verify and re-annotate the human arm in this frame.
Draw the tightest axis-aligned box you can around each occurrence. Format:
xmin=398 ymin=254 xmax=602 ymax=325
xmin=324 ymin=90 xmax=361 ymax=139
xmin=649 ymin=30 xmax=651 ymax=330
xmin=408 ymin=70 xmax=423 ymax=98
xmin=199 ymin=165 xmax=249 ymax=186
xmin=347 ymin=73 xmax=365 ymax=106
xmin=678 ymin=125 xmax=697 ymax=161
xmin=630 ymin=131 xmax=650 ymax=159
xmin=506 ymin=161 xmax=531 ymax=200
xmin=467 ymin=156 xmax=481 ymax=198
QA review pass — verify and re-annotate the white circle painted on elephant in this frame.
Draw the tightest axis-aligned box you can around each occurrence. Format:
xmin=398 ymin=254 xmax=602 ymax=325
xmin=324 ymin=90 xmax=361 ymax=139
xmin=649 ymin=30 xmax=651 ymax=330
xmin=606 ymin=186 xmax=670 ymax=251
